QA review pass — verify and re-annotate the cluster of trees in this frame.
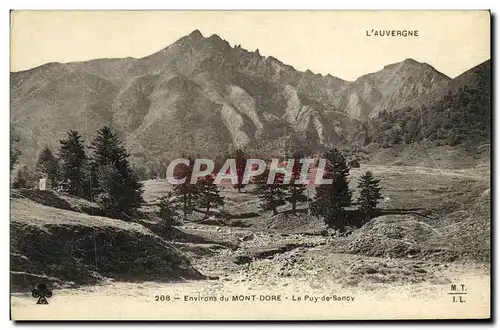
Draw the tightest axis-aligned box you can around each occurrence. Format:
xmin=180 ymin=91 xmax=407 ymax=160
xmin=156 ymin=157 xmax=225 ymax=228
xmin=250 ymin=147 xmax=384 ymax=232
xmin=12 ymin=129 xmax=383 ymax=232
xmin=367 ymin=84 xmax=490 ymax=148
xmin=157 ymin=147 xmax=384 ymax=233
xmin=308 ymin=148 xmax=383 ymax=232
xmin=253 ymin=154 xmax=308 ymax=216
xmin=12 ymin=127 xmax=144 ymax=219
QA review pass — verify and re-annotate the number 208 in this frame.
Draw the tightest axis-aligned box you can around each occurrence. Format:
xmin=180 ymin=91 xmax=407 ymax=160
xmin=155 ymin=295 xmax=171 ymax=301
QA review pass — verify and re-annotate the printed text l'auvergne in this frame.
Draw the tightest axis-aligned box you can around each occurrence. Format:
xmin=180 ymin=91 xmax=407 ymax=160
xmin=366 ymin=29 xmax=419 ymax=37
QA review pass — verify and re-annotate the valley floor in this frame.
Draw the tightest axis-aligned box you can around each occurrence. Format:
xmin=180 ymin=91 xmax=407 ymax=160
xmin=10 ymin=164 xmax=491 ymax=320
xmin=11 ymin=222 xmax=490 ymax=320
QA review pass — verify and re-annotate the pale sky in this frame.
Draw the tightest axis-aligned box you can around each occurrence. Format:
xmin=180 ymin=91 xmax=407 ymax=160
xmin=10 ymin=11 xmax=490 ymax=81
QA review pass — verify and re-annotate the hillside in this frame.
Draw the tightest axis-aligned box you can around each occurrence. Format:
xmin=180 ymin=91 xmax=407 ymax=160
xmin=11 ymin=30 xmax=453 ymax=167
xmin=10 ymin=193 xmax=204 ymax=290
xmin=363 ymin=60 xmax=491 ymax=153
xmin=339 ymin=59 xmax=450 ymax=119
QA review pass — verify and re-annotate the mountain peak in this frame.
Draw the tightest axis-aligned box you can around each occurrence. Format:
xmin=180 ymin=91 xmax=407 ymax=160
xmin=381 ymin=58 xmax=423 ymax=70
xmin=188 ymin=29 xmax=204 ymax=39
xmin=402 ymin=58 xmax=419 ymax=65
xmin=206 ymin=33 xmax=231 ymax=50
xmin=207 ymin=33 xmax=223 ymax=43
xmin=375 ymin=58 xmax=449 ymax=79
xmin=171 ymin=29 xmax=205 ymax=47
xmin=173 ymin=30 xmax=230 ymax=51
xmin=398 ymin=58 xmax=450 ymax=79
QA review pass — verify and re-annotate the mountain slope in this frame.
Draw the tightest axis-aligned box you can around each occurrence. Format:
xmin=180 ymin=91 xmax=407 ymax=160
xmin=10 ymin=30 xmax=461 ymax=167
xmin=448 ymin=59 xmax=491 ymax=94
xmin=342 ymin=59 xmax=451 ymax=119
xmin=365 ymin=60 xmax=491 ymax=149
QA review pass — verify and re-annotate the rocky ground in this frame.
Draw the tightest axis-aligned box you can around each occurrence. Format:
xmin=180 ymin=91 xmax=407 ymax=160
xmin=11 ymin=220 xmax=491 ymax=319
xmin=10 ymin=164 xmax=491 ymax=320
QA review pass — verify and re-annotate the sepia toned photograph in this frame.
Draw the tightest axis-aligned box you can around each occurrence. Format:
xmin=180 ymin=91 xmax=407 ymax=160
xmin=9 ymin=10 xmax=491 ymax=320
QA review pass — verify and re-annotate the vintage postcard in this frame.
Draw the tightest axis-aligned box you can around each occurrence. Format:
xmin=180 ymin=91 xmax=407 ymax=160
xmin=10 ymin=10 xmax=491 ymax=320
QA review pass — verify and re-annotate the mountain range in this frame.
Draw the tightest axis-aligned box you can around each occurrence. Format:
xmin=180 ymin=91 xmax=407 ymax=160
xmin=10 ymin=30 xmax=490 ymax=168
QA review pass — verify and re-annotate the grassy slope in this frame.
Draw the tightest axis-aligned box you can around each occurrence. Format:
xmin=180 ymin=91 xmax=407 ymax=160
xmin=10 ymin=195 xmax=204 ymax=291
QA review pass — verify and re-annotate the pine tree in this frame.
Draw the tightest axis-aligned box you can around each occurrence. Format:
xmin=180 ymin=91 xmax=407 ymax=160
xmin=254 ymin=169 xmax=286 ymax=215
xmin=59 ymin=130 xmax=87 ymax=197
xmin=90 ymin=126 xmax=144 ymax=219
xmin=93 ymin=163 xmax=123 ymax=215
xmin=10 ymin=134 xmax=21 ymax=172
xmin=311 ymin=148 xmax=352 ymax=232
xmin=12 ymin=165 xmax=36 ymax=189
xmin=35 ymin=146 xmax=59 ymax=186
xmin=12 ymin=167 xmax=27 ymax=189
xmin=157 ymin=192 xmax=179 ymax=229
xmin=197 ymin=175 xmax=224 ymax=214
xmin=357 ymin=171 xmax=383 ymax=224
xmin=233 ymin=148 xmax=247 ymax=192
xmin=172 ymin=156 xmax=201 ymax=219
xmin=284 ymin=156 xmax=308 ymax=213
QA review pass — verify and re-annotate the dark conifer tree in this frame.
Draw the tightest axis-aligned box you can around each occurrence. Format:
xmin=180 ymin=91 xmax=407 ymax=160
xmin=90 ymin=126 xmax=144 ymax=219
xmin=157 ymin=192 xmax=179 ymax=229
xmin=10 ymin=134 xmax=21 ymax=172
xmin=35 ymin=146 xmax=59 ymax=186
xmin=12 ymin=165 xmax=34 ymax=189
xmin=254 ymin=169 xmax=286 ymax=215
xmin=233 ymin=148 xmax=247 ymax=192
xmin=171 ymin=156 xmax=201 ymax=219
xmin=59 ymin=130 xmax=87 ymax=197
xmin=197 ymin=175 xmax=224 ymax=214
xmin=357 ymin=171 xmax=383 ymax=224
xmin=284 ymin=155 xmax=308 ymax=213
xmin=311 ymin=148 xmax=352 ymax=232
